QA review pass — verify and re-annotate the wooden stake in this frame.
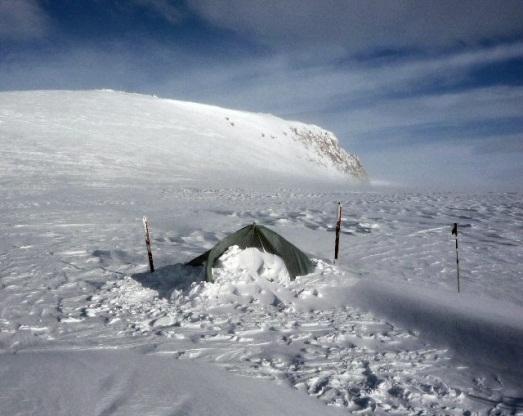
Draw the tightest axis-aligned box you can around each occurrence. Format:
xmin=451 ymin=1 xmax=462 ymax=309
xmin=143 ymin=216 xmax=155 ymax=273
xmin=334 ymin=202 xmax=342 ymax=262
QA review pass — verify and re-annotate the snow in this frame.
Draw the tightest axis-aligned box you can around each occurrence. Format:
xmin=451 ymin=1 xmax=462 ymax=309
xmin=0 ymin=90 xmax=366 ymax=184
xmin=0 ymin=350 xmax=346 ymax=416
xmin=214 ymin=245 xmax=292 ymax=284
xmin=1 ymin=90 xmax=522 ymax=415
xmin=348 ymin=279 xmax=523 ymax=392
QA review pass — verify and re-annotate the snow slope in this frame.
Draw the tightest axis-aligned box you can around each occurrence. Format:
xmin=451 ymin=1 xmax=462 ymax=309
xmin=0 ymin=90 xmax=367 ymax=184
xmin=0 ymin=90 xmax=522 ymax=415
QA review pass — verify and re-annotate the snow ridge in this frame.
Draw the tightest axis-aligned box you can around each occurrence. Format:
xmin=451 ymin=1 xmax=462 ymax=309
xmin=0 ymin=90 xmax=367 ymax=184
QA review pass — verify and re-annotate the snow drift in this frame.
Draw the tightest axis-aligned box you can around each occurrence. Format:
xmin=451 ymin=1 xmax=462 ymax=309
xmin=348 ymin=279 xmax=523 ymax=389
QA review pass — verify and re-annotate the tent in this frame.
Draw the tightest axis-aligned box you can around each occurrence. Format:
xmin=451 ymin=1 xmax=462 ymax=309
xmin=187 ymin=223 xmax=315 ymax=282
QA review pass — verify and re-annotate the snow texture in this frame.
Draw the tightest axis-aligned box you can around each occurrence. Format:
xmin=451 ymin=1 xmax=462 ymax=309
xmin=0 ymin=89 xmax=367 ymax=184
xmin=0 ymin=90 xmax=522 ymax=415
xmin=0 ymin=350 xmax=346 ymax=416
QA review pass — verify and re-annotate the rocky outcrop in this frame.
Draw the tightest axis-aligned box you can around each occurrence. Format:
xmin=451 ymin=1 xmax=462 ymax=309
xmin=289 ymin=127 xmax=368 ymax=181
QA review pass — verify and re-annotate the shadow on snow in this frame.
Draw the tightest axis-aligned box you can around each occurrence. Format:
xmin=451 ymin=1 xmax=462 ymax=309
xmin=131 ymin=264 xmax=204 ymax=299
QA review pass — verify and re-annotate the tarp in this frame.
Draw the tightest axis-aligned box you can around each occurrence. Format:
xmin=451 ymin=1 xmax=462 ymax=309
xmin=187 ymin=223 xmax=315 ymax=282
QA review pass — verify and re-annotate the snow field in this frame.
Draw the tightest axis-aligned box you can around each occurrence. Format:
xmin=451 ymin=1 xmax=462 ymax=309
xmin=1 ymin=182 xmax=521 ymax=415
xmin=1 ymin=90 xmax=522 ymax=414
xmin=0 ymin=349 xmax=347 ymax=416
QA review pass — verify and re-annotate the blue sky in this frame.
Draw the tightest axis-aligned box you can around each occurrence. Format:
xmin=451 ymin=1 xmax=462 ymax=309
xmin=1 ymin=0 xmax=522 ymax=190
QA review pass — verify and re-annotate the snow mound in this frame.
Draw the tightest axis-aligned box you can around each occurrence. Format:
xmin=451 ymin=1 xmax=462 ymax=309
xmin=214 ymin=245 xmax=291 ymax=284
xmin=173 ymin=246 xmax=309 ymax=310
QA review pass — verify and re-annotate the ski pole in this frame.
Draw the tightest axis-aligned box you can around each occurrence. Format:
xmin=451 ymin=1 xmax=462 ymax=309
xmin=452 ymin=222 xmax=460 ymax=293
xmin=334 ymin=202 xmax=342 ymax=262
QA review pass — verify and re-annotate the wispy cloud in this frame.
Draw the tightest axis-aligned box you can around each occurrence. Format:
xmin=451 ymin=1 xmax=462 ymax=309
xmin=153 ymin=42 xmax=523 ymax=123
xmin=0 ymin=0 xmax=50 ymax=40
xmin=473 ymin=134 xmax=523 ymax=155
xmin=132 ymin=0 xmax=184 ymax=24
xmin=186 ymin=0 xmax=523 ymax=51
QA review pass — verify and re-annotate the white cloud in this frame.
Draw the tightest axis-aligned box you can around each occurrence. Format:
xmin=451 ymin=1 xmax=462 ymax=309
xmin=156 ymin=42 xmax=523 ymax=125
xmin=339 ymin=86 xmax=523 ymax=136
xmin=133 ymin=0 xmax=183 ymax=24
xmin=0 ymin=0 xmax=49 ymax=40
xmin=187 ymin=0 xmax=523 ymax=51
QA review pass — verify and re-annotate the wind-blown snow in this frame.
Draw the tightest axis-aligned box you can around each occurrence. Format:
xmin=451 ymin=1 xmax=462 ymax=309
xmin=0 ymin=90 xmax=522 ymax=415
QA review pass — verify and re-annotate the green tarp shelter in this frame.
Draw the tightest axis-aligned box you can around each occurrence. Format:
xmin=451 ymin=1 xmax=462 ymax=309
xmin=187 ymin=223 xmax=315 ymax=282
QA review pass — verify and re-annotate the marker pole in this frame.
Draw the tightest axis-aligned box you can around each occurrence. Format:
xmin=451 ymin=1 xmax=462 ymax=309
xmin=143 ymin=216 xmax=155 ymax=273
xmin=452 ymin=222 xmax=460 ymax=293
xmin=334 ymin=202 xmax=342 ymax=262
